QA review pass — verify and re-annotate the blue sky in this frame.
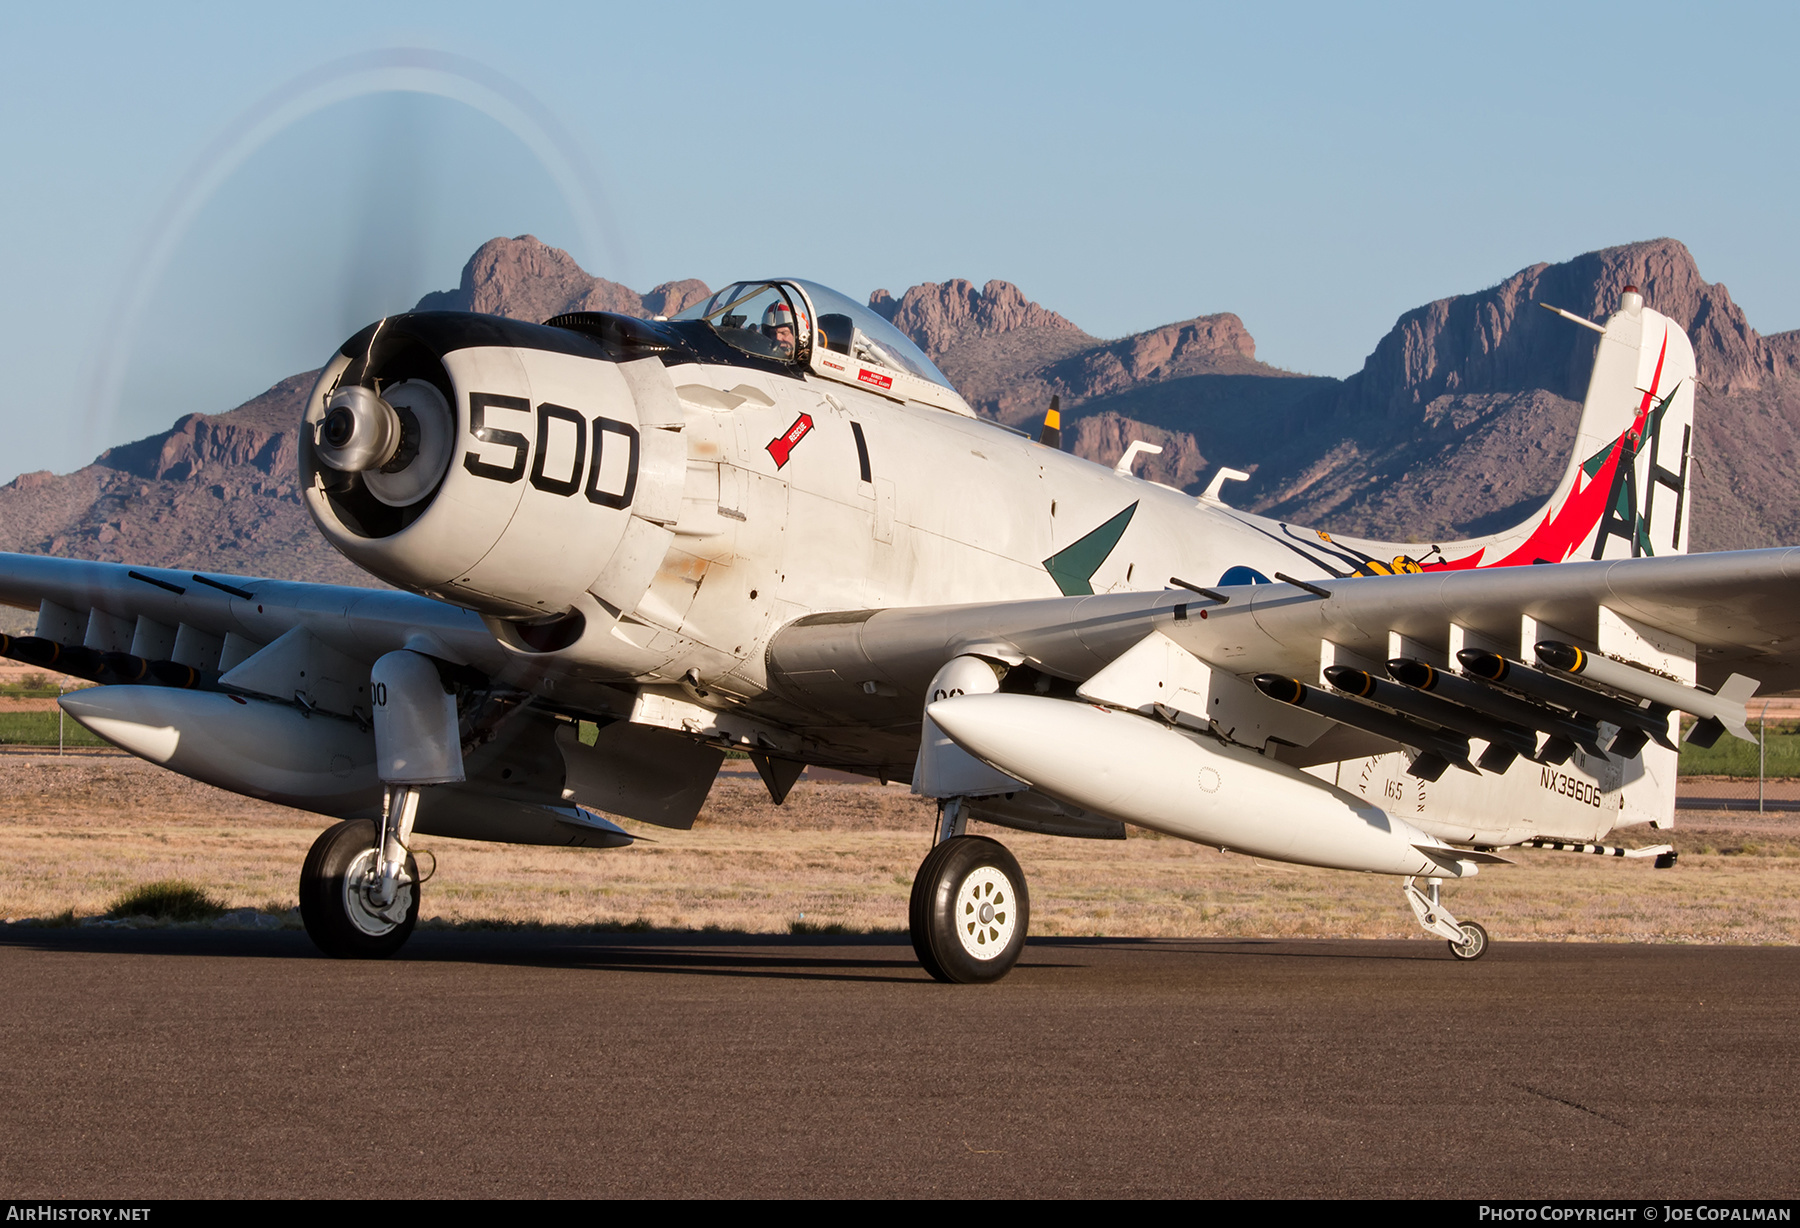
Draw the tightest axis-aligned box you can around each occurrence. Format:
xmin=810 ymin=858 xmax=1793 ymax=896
xmin=2 ymin=1 xmax=1796 ymax=480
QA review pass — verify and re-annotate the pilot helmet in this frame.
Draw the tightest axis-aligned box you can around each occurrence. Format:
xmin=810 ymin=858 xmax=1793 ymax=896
xmin=761 ymin=300 xmax=798 ymax=339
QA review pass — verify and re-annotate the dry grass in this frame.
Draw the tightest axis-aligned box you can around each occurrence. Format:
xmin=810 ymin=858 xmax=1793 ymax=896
xmin=1 ymin=752 xmax=1797 ymax=944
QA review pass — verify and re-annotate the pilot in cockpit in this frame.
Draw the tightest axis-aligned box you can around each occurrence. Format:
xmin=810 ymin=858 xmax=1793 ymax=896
xmin=761 ymin=301 xmax=799 ymax=359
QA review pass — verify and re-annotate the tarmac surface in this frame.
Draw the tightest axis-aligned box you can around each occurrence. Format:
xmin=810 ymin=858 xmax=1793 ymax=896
xmin=1 ymin=929 xmax=1796 ymax=1199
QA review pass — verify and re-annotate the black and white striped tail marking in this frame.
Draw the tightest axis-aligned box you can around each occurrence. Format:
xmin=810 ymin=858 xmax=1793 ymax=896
xmin=1522 ymin=837 xmax=1673 ymax=859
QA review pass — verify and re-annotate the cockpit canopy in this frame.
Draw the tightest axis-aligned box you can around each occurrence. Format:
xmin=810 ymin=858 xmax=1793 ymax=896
xmin=676 ymin=282 xmax=807 ymax=363
xmin=673 ymin=279 xmax=971 ymax=415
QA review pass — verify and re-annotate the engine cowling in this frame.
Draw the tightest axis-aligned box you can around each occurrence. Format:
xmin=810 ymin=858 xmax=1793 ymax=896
xmin=299 ymin=313 xmax=686 ymax=621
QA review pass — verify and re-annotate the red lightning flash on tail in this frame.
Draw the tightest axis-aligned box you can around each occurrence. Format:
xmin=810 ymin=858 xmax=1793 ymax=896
xmin=1426 ymin=329 xmax=1670 ymax=571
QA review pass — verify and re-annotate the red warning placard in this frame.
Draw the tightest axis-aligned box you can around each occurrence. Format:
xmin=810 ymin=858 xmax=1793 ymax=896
xmin=766 ymin=412 xmax=814 ymax=469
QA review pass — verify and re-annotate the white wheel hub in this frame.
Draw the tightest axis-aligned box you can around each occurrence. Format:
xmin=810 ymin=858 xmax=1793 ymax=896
xmin=1451 ymin=922 xmax=1487 ymax=960
xmin=343 ymin=847 xmax=413 ymax=936
xmin=954 ymin=865 xmax=1017 ymax=960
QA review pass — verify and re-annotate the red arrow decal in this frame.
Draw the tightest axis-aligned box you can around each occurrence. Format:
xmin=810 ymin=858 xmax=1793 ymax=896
xmin=766 ymin=412 xmax=814 ymax=469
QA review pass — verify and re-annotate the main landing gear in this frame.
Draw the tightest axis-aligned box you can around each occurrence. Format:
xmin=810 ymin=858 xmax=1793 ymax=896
xmin=299 ymin=814 xmax=421 ymax=958
xmin=300 ymin=649 xmax=463 ymax=960
xmin=1403 ymin=876 xmax=1490 ymax=960
xmin=909 ymin=799 xmax=1031 ymax=983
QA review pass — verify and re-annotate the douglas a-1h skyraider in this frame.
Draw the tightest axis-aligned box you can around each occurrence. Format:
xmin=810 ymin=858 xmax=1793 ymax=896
xmin=3 ymin=278 xmax=1790 ymax=981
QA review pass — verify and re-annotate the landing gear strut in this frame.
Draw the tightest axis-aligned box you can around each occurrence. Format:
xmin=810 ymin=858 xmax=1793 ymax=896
xmin=909 ymin=800 xmax=1031 ymax=983
xmin=299 ymin=648 xmax=463 ymax=960
xmin=1403 ymin=876 xmax=1490 ymax=961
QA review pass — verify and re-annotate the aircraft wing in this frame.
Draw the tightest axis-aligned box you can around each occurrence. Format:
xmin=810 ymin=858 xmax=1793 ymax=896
xmin=766 ymin=548 xmax=1800 ymax=722
xmin=0 ymin=551 xmax=722 ymax=836
xmin=0 ymin=552 xmax=506 ymax=682
xmin=0 ymin=552 xmax=668 ymax=730
xmin=13 ymin=545 xmax=1796 ymax=724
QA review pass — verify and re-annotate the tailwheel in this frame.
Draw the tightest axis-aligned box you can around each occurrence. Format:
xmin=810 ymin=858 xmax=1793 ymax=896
xmin=299 ymin=818 xmax=420 ymax=959
xmin=1403 ymin=876 xmax=1492 ymax=961
xmin=909 ymin=835 xmax=1029 ymax=984
xmin=1448 ymin=920 xmax=1489 ymax=961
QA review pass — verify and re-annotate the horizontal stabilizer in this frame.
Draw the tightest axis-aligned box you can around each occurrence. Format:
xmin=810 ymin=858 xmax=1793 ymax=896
xmin=1520 ymin=837 xmax=1673 ymax=860
xmin=1415 ymin=844 xmax=1514 ymax=875
xmin=554 ymin=806 xmax=636 ymax=844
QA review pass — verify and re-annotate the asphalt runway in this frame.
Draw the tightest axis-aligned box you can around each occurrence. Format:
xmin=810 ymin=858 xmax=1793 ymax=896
xmin=1 ymin=931 xmax=1795 ymax=1199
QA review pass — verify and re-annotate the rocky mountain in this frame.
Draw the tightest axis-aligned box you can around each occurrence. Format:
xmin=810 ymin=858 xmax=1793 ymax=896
xmin=869 ymin=278 xmax=1084 ymax=356
xmin=415 ymin=235 xmax=711 ymax=323
xmin=870 ymin=240 xmax=1800 ymax=552
xmin=0 ymin=373 xmax=364 ymax=588
xmin=3 ymin=235 xmax=1796 ymax=597
xmin=871 ymin=277 xmax=1307 ymax=428
xmin=1237 ymin=238 xmax=1800 ymax=550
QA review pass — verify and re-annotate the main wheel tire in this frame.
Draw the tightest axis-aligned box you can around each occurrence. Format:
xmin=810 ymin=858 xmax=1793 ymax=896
xmin=908 ymin=835 xmax=1029 ymax=984
xmin=299 ymin=818 xmax=420 ymax=959
xmin=908 ymin=840 xmax=957 ymax=982
xmin=1448 ymin=920 xmax=1489 ymax=961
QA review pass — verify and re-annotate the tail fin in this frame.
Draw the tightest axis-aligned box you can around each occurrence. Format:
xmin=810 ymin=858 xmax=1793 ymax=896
xmin=1418 ymin=287 xmax=1697 ymax=571
xmin=1553 ymin=286 xmax=1697 ymax=561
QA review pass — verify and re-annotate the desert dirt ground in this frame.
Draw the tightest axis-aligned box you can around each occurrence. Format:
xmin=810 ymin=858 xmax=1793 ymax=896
xmin=1 ymin=750 xmax=1796 ymax=944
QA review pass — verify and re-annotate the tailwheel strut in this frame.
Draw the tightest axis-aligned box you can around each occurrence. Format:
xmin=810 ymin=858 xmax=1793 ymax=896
xmin=1403 ymin=876 xmax=1490 ymax=961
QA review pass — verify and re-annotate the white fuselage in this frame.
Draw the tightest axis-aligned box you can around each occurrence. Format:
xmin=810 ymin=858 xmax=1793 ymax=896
xmin=586 ymin=358 xmax=1660 ymax=851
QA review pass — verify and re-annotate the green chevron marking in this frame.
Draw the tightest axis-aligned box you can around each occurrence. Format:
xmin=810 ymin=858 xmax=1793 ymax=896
xmin=1582 ymin=440 xmax=1615 ymax=479
xmin=1043 ymin=502 xmax=1139 ymax=596
xmin=1583 ymin=383 xmax=1680 ymax=480
xmin=1647 ymin=382 xmax=1680 ymax=432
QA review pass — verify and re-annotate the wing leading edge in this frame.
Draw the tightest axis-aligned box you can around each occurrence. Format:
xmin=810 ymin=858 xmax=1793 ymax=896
xmin=0 ymin=553 xmax=497 ymax=676
xmin=765 ymin=547 xmax=1800 ymax=725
